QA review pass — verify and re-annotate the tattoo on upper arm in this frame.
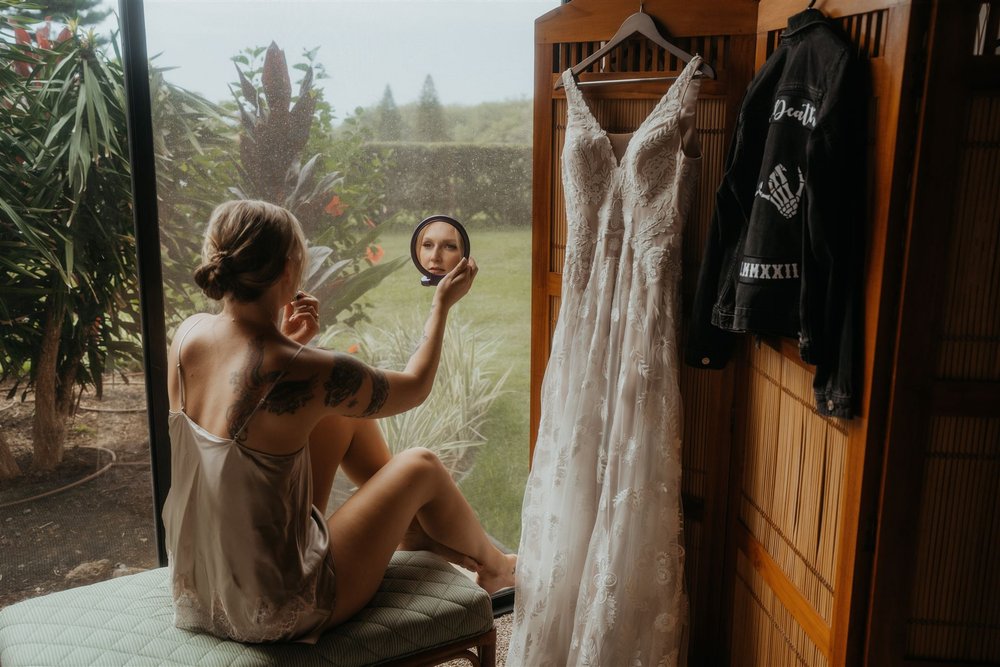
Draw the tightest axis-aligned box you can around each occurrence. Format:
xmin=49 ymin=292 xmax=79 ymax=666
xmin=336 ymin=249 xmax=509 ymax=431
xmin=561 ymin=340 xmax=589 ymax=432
xmin=360 ymin=369 xmax=389 ymax=417
xmin=323 ymin=355 xmax=390 ymax=417
xmin=323 ymin=359 xmax=364 ymax=407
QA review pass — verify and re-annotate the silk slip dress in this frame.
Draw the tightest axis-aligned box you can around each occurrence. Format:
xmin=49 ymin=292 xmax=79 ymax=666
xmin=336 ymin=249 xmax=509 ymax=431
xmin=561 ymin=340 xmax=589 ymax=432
xmin=162 ymin=319 xmax=337 ymax=643
xmin=508 ymin=56 xmax=703 ymax=666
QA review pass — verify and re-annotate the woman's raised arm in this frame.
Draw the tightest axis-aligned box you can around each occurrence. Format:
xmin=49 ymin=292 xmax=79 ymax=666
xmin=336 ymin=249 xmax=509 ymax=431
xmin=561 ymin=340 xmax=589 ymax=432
xmin=312 ymin=256 xmax=477 ymax=419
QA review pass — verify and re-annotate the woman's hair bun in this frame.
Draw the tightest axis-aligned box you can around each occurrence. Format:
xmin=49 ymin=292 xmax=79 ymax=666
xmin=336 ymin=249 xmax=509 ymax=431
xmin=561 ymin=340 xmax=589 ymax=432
xmin=194 ymin=250 xmax=235 ymax=301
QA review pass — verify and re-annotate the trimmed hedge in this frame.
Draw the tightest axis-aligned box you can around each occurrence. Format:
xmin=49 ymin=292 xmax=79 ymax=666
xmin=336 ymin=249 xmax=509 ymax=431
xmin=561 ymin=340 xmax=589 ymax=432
xmin=365 ymin=142 xmax=531 ymax=227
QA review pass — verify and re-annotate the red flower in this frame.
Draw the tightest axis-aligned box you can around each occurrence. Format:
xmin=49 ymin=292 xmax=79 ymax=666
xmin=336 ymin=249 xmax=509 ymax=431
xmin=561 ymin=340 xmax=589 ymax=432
xmin=363 ymin=216 xmax=376 ymax=229
xmin=346 ymin=344 xmax=359 ymax=354
xmin=14 ymin=28 xmax=30 ymax=45
xmin=365 ymin=244 xmax=384 ymax=265
xmin=56 ymin=27 xmax=71 ymax=43
xmin=35 ymin=24 xmax=51 ymax=50
xmin=324 ymin=195 xmax=346 ymax=217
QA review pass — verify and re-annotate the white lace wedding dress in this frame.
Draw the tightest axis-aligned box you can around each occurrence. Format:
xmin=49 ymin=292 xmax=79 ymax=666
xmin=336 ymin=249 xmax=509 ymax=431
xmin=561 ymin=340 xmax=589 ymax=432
xmin=507 ymin=56 xmax=703 ymax=667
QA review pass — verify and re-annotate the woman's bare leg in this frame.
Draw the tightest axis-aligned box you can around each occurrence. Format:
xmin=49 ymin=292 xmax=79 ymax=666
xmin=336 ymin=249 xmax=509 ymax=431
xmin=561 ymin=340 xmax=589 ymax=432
xmin=325 ymin=447 xmax=516 ymax=625
xmin=310 ymin=416 xmax=482 ymax=570
xmin=309 ymin=415 xmax=389 ymax=511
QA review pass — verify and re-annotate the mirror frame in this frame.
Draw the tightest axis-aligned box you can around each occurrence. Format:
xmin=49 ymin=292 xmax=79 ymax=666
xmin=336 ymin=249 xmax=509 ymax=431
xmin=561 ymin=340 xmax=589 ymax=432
xmin=410 ymin=214 xmax=471 ymax=286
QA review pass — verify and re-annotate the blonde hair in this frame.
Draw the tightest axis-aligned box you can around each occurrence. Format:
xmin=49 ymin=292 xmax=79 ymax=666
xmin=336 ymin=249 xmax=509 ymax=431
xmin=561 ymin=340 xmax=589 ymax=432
xmin=194 ymin=200 xmax=308 ymax=302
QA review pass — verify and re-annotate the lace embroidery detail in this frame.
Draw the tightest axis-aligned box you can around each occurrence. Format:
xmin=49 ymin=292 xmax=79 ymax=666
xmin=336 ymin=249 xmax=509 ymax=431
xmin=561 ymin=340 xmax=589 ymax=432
xmin=169 ymin=551 xmax=325 ymax=643
xmin=508 ymin=57 xmax=702 ymax=667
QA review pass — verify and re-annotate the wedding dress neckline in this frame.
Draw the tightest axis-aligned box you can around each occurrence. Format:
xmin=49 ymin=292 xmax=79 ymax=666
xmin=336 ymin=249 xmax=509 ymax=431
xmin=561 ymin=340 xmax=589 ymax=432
xmin=561 ymin=55 xmax=702 ymax=170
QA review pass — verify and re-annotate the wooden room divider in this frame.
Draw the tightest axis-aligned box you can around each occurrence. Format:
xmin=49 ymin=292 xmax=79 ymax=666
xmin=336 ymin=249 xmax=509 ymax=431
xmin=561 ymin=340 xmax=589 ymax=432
xmin=529 ymin=1 xmax=999 ymax=665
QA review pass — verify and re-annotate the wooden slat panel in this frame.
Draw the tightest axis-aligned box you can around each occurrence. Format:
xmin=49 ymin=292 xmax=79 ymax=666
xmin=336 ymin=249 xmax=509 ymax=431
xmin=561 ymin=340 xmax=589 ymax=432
xmin=548 ymin=295 xmax=560 ymax=346
xmin=935 ymin=92 xmax=1000 ymax=381
xmin=904 ymin=416 xmax=1000 ymax=663
xmin=682 ymin=97 xmax=728 ymax=307
xmin=680 ymin=366 xmax=714 ymax=499
xmin=551 ymin=98 xmax=567 ymax=275
xmin=685 ymin=514 xmax=704 ymax=626
xmin=764 ymin=8 xmax=889 ymax=59
xmin=535 ymin=0 xmax=759 ymax=43
xmin=731 ymin=549 xmax=830 ymax=667
xmin=739 ymin=343 xmax=848 ymax=624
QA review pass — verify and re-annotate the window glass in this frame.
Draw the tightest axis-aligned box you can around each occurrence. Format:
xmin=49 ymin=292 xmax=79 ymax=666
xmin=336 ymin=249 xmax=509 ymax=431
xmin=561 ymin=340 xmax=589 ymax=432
xmin=145 ymin=0 xmax=555 ymax=551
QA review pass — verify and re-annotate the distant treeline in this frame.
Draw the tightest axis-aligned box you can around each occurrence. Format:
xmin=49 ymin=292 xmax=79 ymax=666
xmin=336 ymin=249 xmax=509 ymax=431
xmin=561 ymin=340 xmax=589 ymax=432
xmin=366 ymin=142 xmax=531 ymax=227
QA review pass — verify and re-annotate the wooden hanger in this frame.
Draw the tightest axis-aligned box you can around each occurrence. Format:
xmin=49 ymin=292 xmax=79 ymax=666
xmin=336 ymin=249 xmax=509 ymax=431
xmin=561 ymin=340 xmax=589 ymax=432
xmin=555 ymin=1 xmax=717 ymax=89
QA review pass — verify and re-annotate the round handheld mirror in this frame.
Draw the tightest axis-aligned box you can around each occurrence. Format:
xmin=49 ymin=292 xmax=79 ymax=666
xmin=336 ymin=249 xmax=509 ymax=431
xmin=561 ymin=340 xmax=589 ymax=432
xmin=410 ymin=215 xmax=471 ymax=287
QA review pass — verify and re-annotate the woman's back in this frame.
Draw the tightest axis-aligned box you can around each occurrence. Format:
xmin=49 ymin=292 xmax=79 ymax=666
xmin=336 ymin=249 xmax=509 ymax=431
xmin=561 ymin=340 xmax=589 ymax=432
xmin=168 ymin=315 xmax=322 ymax=456
xmin=164 ymin=314 xmax=337 ymax=643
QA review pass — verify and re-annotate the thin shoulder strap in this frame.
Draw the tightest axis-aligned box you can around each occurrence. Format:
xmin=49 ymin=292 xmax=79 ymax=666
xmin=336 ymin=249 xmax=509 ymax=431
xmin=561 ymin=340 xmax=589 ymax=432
xmin=175 ymin=316 xmax=210 ymax=412
xmin=231 ymin=344 xmax=307 ymax=440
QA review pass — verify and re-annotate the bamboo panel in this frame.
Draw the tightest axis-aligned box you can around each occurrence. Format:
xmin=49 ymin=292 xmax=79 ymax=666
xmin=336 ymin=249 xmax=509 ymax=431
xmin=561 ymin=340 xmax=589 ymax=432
xmin=680 ymin=365 xmax=714 ymax=499
xmin=739 ymin=342 xmax=848 ymax=623
xmin=765 ymin=9 xmax=888 ymax=59
xmin=905 ymin=416 xmax=1000 ymax=663
xmin=935 ymin=92 xmax=1000 ymax=381
xmin=548 ymin=295 xmax=560 ymax=346
xmin=552 ymin=35 xmax=732 ymax=75
xmin=682 ymin=97 xmax=728 ymax=306
xmin=551 ymin=98 xmax=568 ymax=275
xmin=731 ymin=550 xmax=829 ymax=667
xmin=685 ymin=512 xmax=704 ymax=624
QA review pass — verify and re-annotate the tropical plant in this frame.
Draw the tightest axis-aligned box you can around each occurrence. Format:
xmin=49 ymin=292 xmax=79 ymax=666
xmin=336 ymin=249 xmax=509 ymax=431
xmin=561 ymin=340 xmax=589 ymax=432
xmin=0 ymin=9 xmax=140 ymax=475
xmin=321 ymin=315 xmax=508 ymax=480
xmin=13 ymin=0 xmax=110 ymax=28
xmin=229 ymin=42 xmax=407 ymax=326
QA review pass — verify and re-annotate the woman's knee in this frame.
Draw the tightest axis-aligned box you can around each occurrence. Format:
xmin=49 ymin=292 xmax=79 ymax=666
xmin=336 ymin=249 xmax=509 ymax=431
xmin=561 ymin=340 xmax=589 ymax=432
xmin=395 ymin=447 xmax=446 ymax=480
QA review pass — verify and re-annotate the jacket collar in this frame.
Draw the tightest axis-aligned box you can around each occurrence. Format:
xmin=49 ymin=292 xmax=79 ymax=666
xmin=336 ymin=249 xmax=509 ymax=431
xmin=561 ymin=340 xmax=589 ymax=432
xmin=783 ymin=8 xmax=827 ymax=38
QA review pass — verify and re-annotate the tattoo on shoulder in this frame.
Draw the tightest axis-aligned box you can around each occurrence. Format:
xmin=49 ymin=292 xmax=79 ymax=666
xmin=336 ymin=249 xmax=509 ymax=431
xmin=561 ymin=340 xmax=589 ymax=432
xmin=323 ymin=355 xmax=390 ymax=417
xmin=264 ymin=375 xmax=316 ymax=415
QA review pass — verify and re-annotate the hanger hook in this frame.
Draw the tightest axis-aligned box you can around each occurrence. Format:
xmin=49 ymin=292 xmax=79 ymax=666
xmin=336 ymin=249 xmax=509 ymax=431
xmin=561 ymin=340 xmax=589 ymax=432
xmin=639 ymin=0 xmax=645 ymax=13
xmin=808 ymin=0 xmax=817 ymax=7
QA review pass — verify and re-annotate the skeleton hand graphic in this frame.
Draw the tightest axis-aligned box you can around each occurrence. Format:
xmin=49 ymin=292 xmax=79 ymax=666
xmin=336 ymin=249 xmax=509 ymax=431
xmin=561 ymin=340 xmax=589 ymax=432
xmin=755 ymin=164 xmax=805 ymax=219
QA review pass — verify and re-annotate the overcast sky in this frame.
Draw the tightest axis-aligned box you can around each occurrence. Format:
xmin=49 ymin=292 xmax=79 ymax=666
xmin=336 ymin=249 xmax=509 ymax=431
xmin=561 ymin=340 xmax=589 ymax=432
xmin=100 ymin=0 xmax=557 ymax=115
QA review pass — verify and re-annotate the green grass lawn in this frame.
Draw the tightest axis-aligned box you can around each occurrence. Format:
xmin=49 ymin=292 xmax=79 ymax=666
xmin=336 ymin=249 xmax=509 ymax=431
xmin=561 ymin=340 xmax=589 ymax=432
xmin=338 ymin=227 xmax=531 ymax=549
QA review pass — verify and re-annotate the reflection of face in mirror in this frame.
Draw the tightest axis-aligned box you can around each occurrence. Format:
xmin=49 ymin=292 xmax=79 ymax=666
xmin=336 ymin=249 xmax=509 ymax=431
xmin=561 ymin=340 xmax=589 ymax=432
xmin=418 ymin=221 xmax=464 ymax=276
xmin=411 ymin=215 xmax=470 ymax=287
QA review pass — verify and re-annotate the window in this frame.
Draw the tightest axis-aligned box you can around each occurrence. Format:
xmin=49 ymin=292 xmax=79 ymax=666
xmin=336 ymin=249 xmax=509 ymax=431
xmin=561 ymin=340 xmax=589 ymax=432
xmin=144 ymin=0 xmax=556 ymax=550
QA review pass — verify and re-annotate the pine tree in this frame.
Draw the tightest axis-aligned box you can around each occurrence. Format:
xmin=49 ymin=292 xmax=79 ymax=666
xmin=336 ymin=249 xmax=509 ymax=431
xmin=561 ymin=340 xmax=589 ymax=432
xmin=414 ymin=74 xmax=450 ymax=142
xmin=374 ymin=84 xmax=405 ymax=141
xmin=18 ymin=0 xmax=111 ymax=27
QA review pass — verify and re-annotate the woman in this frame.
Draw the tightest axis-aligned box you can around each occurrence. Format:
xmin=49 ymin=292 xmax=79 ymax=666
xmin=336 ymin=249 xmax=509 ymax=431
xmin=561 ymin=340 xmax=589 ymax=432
xmin=163 ymin=200 xmax=516 ymax=643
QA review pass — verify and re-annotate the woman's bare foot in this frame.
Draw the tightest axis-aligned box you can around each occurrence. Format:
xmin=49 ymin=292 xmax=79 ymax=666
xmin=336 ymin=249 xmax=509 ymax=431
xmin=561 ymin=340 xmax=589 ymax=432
xmin=477 ymin=553 xmax=517 ymax=594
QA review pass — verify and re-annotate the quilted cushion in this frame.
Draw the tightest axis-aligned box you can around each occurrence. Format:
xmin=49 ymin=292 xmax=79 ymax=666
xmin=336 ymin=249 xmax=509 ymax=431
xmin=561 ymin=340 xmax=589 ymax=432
xmin=0 ymin=550 xmax=492 ymax=666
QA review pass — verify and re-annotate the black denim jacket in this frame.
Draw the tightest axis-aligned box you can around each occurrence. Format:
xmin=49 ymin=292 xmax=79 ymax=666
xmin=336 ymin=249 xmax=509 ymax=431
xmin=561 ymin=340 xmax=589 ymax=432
xmin=684 ymin=9 xmax=866 ymax=419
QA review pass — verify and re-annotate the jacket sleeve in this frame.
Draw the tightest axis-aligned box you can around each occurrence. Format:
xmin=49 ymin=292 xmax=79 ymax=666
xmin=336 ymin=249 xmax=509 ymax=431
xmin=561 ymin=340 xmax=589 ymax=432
xmin=684 ymin=119 xmax=747 ymax=371
xmin=800 ymin=51 xmax=867 ymax=418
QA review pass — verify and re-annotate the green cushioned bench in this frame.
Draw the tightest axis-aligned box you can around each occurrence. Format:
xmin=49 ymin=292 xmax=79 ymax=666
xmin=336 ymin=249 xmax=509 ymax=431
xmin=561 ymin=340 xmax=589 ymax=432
xmin=0 ymin=551 xmax=495 ymax=667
